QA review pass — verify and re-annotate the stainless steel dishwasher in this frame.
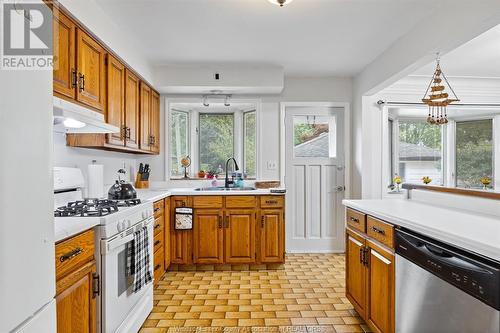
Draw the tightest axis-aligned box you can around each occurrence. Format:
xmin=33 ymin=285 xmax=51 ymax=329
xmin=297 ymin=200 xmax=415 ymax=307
xmin=395 ymin=228 xmax=500 ymax=333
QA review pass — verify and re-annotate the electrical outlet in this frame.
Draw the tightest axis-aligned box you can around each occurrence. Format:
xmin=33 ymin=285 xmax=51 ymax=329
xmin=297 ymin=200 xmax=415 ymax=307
xmin=267 ymin=161 xmax=277 ymax=170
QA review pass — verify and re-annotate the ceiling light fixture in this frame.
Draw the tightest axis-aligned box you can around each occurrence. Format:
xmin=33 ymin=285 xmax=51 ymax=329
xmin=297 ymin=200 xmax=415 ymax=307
xmin=224 ymin=95 xmax=231 ymax=107
xmin=202 ymin=96 xmax=209 ymax=107
xmin=267 ymin=0 xmax=294 ymax=7
xmin=63 ymin=118 xmax=86 ymax=129
xmin=421 ymin=53 xmax=460 ymax=125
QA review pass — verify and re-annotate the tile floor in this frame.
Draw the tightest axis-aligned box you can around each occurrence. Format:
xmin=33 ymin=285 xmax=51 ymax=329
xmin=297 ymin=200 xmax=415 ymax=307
xmin=140 ymin=254 xmax=370 ymax=333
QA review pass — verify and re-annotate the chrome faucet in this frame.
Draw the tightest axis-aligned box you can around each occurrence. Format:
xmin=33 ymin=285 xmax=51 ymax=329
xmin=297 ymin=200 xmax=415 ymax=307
xmin=225 ymin=158 xmax=239 ymax=188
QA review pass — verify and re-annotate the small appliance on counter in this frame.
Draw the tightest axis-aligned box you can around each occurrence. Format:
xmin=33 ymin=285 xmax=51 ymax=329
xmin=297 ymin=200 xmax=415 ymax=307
xmin=108 ymin=168 xmax=138 ymax=200
xmin=135 ymin=163 xmax=151 ymax=189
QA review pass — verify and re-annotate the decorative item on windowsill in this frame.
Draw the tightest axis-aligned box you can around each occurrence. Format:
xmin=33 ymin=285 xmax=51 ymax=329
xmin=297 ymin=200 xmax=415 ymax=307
xmin=480 ymin=176 xmax=492 ymax=190
xmin=180 ymin=155 xmax=191 ymax=179
xmin=393 ymin=175 xmax=402 ymax=192
xmin=422 ymin=53 xmax=460 ymax=125
xmin=422 ymin=176 xmax=432 ymax=185
xmin=206 ymin=170 xmax=216 ymax=179
xmin=197 ymin=170 xmax=206 ymax=179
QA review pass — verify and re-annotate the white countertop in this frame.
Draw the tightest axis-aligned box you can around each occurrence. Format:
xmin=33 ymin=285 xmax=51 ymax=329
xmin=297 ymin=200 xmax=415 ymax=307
xmin=54 ymin=217 xmax=100 ymax=243
xmin=343 ymin=199 xmax=500 ymax=262
xmin=136 ymin=188 xmax=285 ymax=203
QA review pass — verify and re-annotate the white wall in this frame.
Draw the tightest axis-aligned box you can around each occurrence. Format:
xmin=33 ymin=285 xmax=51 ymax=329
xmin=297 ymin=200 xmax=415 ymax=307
xmin=352 ymin=0 xmax=500 ymax=199
xmin=138 ymin=76 xmax=352 ymax=186
xmin=53 ymin=132 xmax=137 ymax=190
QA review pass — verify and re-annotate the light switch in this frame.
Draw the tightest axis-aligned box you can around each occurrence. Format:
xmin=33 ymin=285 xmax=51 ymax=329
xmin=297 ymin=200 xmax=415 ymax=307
xmin=267 ymin=161 xmax=277 ymax=170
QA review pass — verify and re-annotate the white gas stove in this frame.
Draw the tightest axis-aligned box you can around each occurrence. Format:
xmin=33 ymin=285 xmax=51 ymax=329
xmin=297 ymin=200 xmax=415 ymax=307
xmin=54 ymin=167 xmax=154 ymax=333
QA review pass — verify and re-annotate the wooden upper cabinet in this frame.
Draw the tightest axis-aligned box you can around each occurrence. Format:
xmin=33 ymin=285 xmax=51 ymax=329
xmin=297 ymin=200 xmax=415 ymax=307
xmin=193 ymin=210 xmax=224 ymax=264
xmin=366 ymin=240 xmax=395 ymax=333
xmin=56 ymin=261 xmax=96 ymax=333
xmin=224 ymin=210 xmax=256 ymax=264
xmin=346 ymin=229 xmax=367 ymax=318
xmin=260 ymin=210 xmax=284 ymax=263
xmin=124 ymin=70 xmax=140 ymax=149
xmin=106 ymin=54 xmax=125 ymax=147
xmin=150 ymin=90 xmax=160 ymax=154
xmin=139 ymin=82 xmax=152 ymax=151
xmin=76 ymin=29 xmax=106 ymax=112
xmin=53 ymin=10 xmax=76 ymax=99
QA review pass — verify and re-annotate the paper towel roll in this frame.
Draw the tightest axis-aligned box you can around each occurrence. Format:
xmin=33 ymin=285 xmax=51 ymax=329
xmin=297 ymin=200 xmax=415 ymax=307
xmin=87 ymin=163 xmax=104 ymax=199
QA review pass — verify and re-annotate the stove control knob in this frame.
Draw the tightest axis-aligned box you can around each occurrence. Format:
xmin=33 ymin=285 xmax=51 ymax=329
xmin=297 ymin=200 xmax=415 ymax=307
xmin=142 ymin=212 xmax=146 ymax=219
xmin=117 ymin=222 xmax=123 ymax=232
xmin=127 ymin=219 xmax=131 ymax=228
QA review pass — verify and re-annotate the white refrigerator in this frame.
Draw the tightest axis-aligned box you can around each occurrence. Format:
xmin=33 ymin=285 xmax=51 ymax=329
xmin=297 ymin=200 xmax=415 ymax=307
xmin=0 ymin=9 xmax=56 ymax=333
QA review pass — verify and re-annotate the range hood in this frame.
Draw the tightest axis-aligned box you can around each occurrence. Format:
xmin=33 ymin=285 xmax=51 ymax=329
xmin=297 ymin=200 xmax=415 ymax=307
xmin=53 ymin=97 xmax=120 ymax=133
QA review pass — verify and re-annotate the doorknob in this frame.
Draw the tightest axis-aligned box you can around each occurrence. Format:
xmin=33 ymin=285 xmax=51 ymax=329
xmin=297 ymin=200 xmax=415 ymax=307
xmin=333 ymin=186 xmax=345 ymax=192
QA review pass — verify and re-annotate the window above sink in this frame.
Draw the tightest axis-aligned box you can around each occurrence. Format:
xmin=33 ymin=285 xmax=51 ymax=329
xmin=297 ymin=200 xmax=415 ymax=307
xmin=167 ymin=101 xmax=259 ymax=180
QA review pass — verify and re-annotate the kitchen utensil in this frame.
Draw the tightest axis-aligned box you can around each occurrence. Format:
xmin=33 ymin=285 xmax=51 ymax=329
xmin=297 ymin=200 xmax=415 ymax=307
xmin=108 ymin=168 xmax=137 ymax=200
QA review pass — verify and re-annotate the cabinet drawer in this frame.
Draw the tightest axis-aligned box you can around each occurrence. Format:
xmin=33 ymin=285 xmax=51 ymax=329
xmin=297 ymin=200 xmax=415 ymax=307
xmin=55 ymin=229 xmax=95 ymax=280
xmin=346 ymin=208 xmax=366 ymax=233
xmin=153 ymin=248 xmax=165 ymax=283
xmin=226 ymin=196 xmax=256 ymax=208
xmin=367 ymin=216 xmax=394 ymax=249
xmin=154 ymin=200 xmax=164 ymax=218
xmin=154 ymin=230 xmax=164 ymax=253
xmin=154 ymin=216 xmax=164 ymax=236
xmin=172 ymin=196 xmax=190 ymax=208
xmin=193 ymin=196 xmax=223 ymax=208
xmin=260 ymin=196 xmax=284 ymax=208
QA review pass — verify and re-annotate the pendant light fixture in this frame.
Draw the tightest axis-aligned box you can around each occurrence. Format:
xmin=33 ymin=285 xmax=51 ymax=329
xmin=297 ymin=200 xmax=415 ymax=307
xmin=422 ymin=54 xmax=460 ymax=125
xmin=268 ymin=0 xmax=294 ymax=7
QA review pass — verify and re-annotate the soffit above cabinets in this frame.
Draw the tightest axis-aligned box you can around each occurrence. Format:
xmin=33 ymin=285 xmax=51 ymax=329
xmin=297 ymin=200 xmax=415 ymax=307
xmin=153 ymin=64 xmax=284 ymax=94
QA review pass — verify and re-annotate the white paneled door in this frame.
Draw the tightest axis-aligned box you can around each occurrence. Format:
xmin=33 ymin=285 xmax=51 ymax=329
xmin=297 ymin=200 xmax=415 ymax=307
xmin=284 ymin=105 xmax=345 ymax=252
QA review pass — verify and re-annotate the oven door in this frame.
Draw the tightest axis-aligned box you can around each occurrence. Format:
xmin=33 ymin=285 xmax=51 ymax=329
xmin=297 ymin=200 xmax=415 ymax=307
xmin=101 ymin=218 xmax=154 ymax=333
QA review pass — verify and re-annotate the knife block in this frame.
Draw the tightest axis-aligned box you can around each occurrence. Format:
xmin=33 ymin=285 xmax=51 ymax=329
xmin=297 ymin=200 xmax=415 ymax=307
xmin=135 ymin=173 xmax=149 ymax=189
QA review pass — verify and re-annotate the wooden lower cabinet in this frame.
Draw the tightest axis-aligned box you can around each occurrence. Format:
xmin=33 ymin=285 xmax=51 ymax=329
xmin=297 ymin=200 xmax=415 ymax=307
xmin=260 ymin=209 xmax=284 ymax=263
xmin=225 ymin=210 xmax=256 ymax=264
xmin=345 ymin=216 xmax=395 ymax=333
xmin=171 ymin=197 xmax=192 ymax=264
xmin=345 ymin=228 xmax=367 ymax=318
xmin=55 ymin=229 xmax=97 ymax=333
xmin=366 ymin=240 xmax=395 ymax=333
xmin=164 ymin=198 xmax=171 ymax=268
xmin=193 ymin=209 xmax=224 ymax=264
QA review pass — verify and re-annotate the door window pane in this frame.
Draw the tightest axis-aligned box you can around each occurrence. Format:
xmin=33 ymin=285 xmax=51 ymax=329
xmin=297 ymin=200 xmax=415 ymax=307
xmin=456 ymin=119 xmax=494 ymax=189
xmin=199 ymin=113 xmax=234 ymax=172
xmin=243 ymin=111 xmax=257 ymax=178
xmin=170 ymin=110 xmax=189 ymax=177
xmin=398 ymin=120 xmax=443 ymax=184
xmin=293 ymin=116 xmax=335 ymax=158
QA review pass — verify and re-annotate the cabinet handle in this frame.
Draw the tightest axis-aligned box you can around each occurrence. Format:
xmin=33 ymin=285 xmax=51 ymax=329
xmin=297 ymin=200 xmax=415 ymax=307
xmin=60 ymin=247 xmax=83 ymax=262
xmin=121 ymin=125 xmax=127 ymax=140
xmin=154 ymin=207 xmax=160 ymax=212
xmin=154 ymin=264 xmax=161 ymax=271
xmin=71 ymin=68 xmax=77 ymax=88
xmin=371 ymin=226 xmax=385 ymax=235
xmin=78 ymin=73 xmax=85 ymax=92
xmin=154 ymin=240 xmax=160 ymax=246
xmin=126 ymin=127 xmax=131 ymax=140
xmin=265 ymin=200 xmax=278 ymax=205
xmin=218 ymin=215 xmax=223 ymax=229
xmin=154 ymin=223 xmax=161 ymax=229
xmin=349 ymin=216 xmax=359 ymax=224
xmin=363 ymin=247 xmax=370 ymax=267
xmin=92 ymin=273 xmax=100 ymax=298
xmin=261 ymin=216 xmax=265 ymax=228
xmin=359 ymin=247 xmax=364 ymax=264
xmin=225 ymin=216 xmax=229 ymax=228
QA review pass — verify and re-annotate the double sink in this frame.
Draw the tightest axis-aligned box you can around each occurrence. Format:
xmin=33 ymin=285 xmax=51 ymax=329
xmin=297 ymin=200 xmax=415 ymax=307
xmin=194 ymin=186 xmax=257 ymax=191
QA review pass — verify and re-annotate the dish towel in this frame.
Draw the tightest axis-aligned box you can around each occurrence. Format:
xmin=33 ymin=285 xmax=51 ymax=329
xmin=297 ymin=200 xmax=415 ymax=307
xmin=132 ymin=226 xmax=153 ymax=292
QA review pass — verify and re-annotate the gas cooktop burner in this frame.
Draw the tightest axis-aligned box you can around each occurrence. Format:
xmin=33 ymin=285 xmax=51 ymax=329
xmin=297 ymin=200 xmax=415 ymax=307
xmin=54 ymin=198 xmax=141 ymax=217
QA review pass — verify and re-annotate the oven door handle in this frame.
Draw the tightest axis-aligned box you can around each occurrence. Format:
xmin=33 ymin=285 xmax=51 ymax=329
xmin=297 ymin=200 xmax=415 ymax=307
xmin=101 ymin=219 xmax=153 ymax=254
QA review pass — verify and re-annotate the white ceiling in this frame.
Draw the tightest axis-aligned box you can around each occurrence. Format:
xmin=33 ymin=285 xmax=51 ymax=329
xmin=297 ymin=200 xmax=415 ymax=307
xmin=95 ymin=0 xmax=441 ymax=77
xmin=412 ymin=24 xmax=500 ymax=78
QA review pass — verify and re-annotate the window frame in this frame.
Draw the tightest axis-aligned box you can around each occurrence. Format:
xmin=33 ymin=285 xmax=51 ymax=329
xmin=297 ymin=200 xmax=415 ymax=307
xmin=242 ymin=110 xmax=257 ymax=178
xmin=165 ymin=98 xmax=261 ymax=180
xmin=169 ymin=109 xmax=191 ymax=178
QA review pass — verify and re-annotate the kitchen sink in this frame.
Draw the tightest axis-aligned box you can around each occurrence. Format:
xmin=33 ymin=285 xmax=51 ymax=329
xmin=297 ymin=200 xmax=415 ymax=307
xmin=194 ymin=186 xmax=257 ymax=191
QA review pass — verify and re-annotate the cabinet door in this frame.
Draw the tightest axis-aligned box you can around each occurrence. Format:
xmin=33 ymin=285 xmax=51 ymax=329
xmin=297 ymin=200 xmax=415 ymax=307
xmin=56 ymin=261 xmax=96 ymax=333
xmin=193 ymin=210 xmax=224 ymax=264
xmin=366 ymin=240 xmax=395 ymax=333
xmin=139 ymin=82 xmax=152 ymax=151
xmin=76 ymin=29 xmax=106 ymax=112
xmin=106 ymin=54 xmax=125 ymax=146
xmin=346 ymin=229 xmax=367 ymax=318
xmin=225 ymin=210 xmax=256 ymax=264
xmin=124 ymin=69 xmax=140 ymax=149
xmin=53 ymin=10 xmax=76 ymax=99
xmin=164 ymin=198 xmax=171 ymax=268
xmin=150 ymin=90 xmax=161 ymax=154
xmin=170 ymin=197 xmax=192 ymax=264
xmin=259 ymin=209 xmax=284 ymax=263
